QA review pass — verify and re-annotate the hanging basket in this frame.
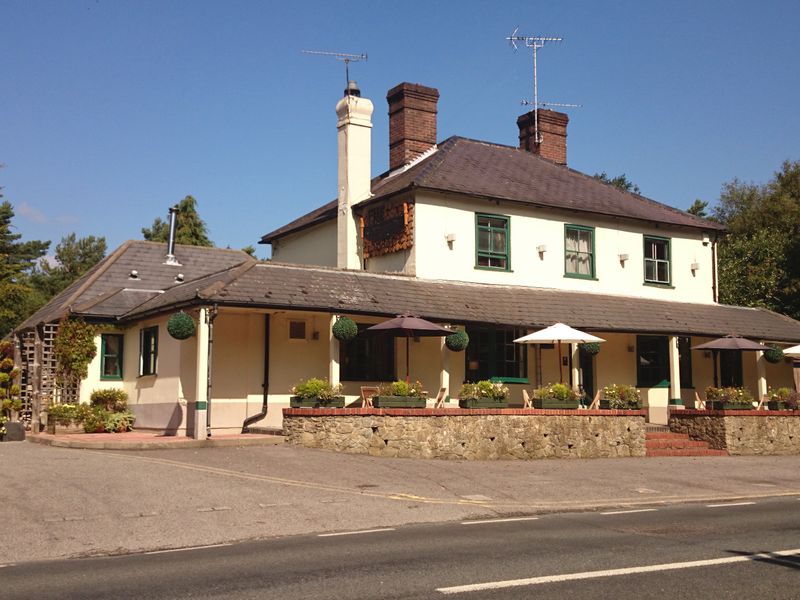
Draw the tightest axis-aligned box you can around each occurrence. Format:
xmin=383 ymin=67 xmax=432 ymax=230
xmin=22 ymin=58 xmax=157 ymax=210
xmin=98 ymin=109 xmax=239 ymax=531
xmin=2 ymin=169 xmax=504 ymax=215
xmin=579 ymin=342 xmax=601 ymax=356
xmin=332 ymin=316 xmax=358 ymax=342
xmin=764 ymin=346 xmax=784 ymax=364
xmin=167 ymin=312 xmax=196 ymax=340
xmin=445 ymin=330 xmax=469 ymax=352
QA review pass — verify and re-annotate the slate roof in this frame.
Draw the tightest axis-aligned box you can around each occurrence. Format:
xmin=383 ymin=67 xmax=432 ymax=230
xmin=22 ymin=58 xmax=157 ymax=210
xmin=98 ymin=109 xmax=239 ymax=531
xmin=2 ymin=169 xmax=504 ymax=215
xmin=16 ymin=241 xmax=252 ymax=330
xmin=260 ymin=136 xmax=723 ymax=243
xmin=122 ymin=261 xmax=800 ymax=343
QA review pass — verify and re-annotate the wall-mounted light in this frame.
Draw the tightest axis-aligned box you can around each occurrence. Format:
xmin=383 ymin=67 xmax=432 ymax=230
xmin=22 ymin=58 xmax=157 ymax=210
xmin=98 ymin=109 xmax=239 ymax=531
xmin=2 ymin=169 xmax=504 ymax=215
xmin=536 ymin=244 xmax=547 ymax=254
xmin=702 ymin=233 xmax=710 ymax=246
xmin=619 ymin=253 xmax=629 ymax=265
xmin=445 ymin=233 xmax=456 ymax=247
xmin=690 ymin=262 xmax=700 ymax=273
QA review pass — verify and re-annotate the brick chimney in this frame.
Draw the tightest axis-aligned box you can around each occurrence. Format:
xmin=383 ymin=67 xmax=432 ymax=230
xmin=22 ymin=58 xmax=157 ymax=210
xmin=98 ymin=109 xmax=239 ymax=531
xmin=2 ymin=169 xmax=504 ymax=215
xmin=387 ymin=82 xmax=439 ymax=171
xmin=517 ymin=108 xmax=569 ymax=165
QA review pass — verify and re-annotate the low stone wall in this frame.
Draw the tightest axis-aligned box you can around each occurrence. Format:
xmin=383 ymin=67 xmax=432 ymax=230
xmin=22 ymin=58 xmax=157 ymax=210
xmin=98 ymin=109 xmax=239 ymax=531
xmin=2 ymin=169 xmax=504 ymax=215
xmin=669 ymin=410 xmax=800 ymax=455
xmin=283 ymin=408 xmax=647 ymax=460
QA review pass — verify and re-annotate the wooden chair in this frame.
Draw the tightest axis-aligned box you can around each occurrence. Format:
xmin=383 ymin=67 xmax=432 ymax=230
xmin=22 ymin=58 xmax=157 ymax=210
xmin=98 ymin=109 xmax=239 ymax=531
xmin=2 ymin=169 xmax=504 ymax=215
xmin=694 ymin=391 xmax=706 ymax=410
xmin=588 ymin=390 xmax=601 ymax=410
xmin=433 ymin=387 xmax=448 ymax=408
xmin=522 ymin=389 xmax=532 ymax=408
xmin=755 ymin=395 xmax=766 ymax=411
xmin=360 ymin=386 xmax=378 ymax=408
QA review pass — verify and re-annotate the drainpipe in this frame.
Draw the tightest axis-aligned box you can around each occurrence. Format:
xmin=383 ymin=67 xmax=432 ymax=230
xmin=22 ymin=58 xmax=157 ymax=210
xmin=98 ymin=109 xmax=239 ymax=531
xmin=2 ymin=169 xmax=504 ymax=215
xmin=242 ymin=314 xmax=270 ymax=433
xmin=205 ymin=304 xmax=219 ymax=438
xmin=711 ymin=233 xmax=719 ymax=303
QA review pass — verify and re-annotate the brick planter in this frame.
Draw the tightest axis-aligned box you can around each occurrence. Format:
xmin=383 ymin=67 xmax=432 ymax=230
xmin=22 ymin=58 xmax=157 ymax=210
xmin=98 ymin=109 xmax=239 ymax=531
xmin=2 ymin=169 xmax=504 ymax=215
xmin=283 ymin=408 xmax=647 ymax=460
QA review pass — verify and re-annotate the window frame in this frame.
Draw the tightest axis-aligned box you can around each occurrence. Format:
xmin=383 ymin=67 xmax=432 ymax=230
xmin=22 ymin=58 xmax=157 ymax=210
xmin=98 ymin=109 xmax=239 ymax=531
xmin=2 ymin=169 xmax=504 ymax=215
xmin=464 ymin=325 xmax=528 ymax=384
xmin=636 ymin=334 xmax=670 ymax=388
xmin=340 ymin=323 xmax=396 ymax=382
xmin=139 ymin=326 xmax=158 ymax=377
xmin=288 ymin=319 xmax=307 ymax=342
xmin=643 ymin=235 xmax=672 ymax=286
xmin=100 ymin=333 xmax=124 ymax=381
xmin=564 ymin=224 xmax=596 ymax=279
xmin=475 ymin=213 xmax=511 ymax=271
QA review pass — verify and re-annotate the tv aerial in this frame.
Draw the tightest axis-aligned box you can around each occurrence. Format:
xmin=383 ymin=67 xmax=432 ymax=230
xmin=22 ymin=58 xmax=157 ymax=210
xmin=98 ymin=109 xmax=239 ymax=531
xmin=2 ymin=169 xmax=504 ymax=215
xmin=302 ymin=50 xmax=368 ymax=87
xmin=506 ymin=27 xmax=580 ymax=143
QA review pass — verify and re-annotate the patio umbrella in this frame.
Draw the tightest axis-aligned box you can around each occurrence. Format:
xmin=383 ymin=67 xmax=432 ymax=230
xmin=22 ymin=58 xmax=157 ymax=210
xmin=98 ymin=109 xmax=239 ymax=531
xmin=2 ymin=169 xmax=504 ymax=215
xmin=787 ymin=345 xmax=800 ymax=392
xmin=514 ymin=323 xmax=605 ymax=383
xmin=691 ymin=335 xmax=770 ymax=388
xmin=366 ymin=314 xmax=452 ymax=382
xmin=784 ymin=344 xmax=800 ymax=358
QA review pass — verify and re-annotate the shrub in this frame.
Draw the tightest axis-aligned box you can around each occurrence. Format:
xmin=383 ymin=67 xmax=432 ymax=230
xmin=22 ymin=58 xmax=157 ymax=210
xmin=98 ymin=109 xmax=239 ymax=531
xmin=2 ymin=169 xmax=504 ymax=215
xmin=602 ymin=384 xmax=642 ymax=409
xmin=167 ymin=312 xmax=196 ymax=340
xmin=291 ymin=378 xmax=342 ymax=400
xmin=705 ymin=386 xmax=754 ymax=406
xmin=378 ymin=380 xmax=425 ymax=397
xmin=459 ymin=380 xmax=509 ymax=401
xmin=533 ymin=383 xmax=580 ymax=403
xmin=445 ymin=330 xmax=469 ymax=352
xmin=0 ymin=358 xmax=14 ymax=373
xmin=82 ymin=407 xmax=107 ymax=433
xmin=104 ymin=411 xmax=136 ymax=433
xmin=763 ymin=345 xmax=784 ymax=364
xmin=53 ymin=318 xmax=98 ymax=384
xmin=90 ymin=388 xmax=129 ymax=412
xmin=47 ymin=403 xmax=79 ymax=426
xmin=767 ymin=387 xmax=799 ymax=409
xmin=332 ymin=317 xmax=358 ymax=342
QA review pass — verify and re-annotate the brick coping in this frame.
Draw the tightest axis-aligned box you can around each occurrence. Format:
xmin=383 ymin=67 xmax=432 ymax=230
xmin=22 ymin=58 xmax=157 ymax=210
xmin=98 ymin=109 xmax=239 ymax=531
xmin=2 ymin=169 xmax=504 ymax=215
xmin=283 ymin=408 xmax=647 ymax=417
xmin=673 ymin=409 xmax=800 ymax=417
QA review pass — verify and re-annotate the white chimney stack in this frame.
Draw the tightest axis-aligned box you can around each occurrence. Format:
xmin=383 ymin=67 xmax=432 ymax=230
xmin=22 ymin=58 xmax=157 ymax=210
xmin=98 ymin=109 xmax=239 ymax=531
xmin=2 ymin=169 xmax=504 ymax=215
xmin=335 ymin=81 xmax=373 ymax=270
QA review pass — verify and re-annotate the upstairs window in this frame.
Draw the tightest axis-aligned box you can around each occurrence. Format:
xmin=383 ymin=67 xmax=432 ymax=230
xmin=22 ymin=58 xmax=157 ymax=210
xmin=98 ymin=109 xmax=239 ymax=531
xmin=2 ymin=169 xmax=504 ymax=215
xmin=100 ymin=334 xmax=123 ymax=380
xmin=476 ymin=214 xmax=509 ymax=270
xmin=644 ymin=236 xmax=671 ymax=285
xmin=139 ymin=326 xmax=158 ymax=377
xmin=565 ymin=225 xmax=595 ymax=278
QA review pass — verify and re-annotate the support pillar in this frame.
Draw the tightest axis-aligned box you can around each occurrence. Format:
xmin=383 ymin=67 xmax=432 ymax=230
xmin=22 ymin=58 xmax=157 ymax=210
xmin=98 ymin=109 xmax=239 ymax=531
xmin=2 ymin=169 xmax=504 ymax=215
xmin=570 ymin=344 xmax=580 ymax=391
xmin=439 ymin=337 xmax=450 ymax=403
xmin=756 ymin=350 xmax=768 ymax=405
xmin=668 ymin=335 xmax=683 ymax=407
xmin=193 ymin=307 xmax=209 ymax=439
xmin=328 ymin=315 xmax=340 ymax=387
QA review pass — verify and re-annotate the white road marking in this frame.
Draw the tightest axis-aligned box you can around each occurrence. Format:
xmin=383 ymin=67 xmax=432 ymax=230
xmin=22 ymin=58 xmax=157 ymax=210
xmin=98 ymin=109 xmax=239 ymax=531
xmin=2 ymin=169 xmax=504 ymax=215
xmin=601 ymin=508 xmax=658 ymax=515
xmin=145 ymin=543 xmax=232 ymax=555
xmin=436 ymin=548 xmax=800 ymax=594
xmin=318 ymin=528 xmax=396 ymax=537
xmin=461 ymin=517 xmax=539 ymax=525
xmin=706 ymin=501 xmax=756 ymax=508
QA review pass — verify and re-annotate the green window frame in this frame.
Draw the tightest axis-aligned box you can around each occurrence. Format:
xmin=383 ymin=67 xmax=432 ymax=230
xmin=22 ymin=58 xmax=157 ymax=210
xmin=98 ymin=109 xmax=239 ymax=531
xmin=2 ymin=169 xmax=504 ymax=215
xmin=464 ymin=325 xmax=528 ymax=383
xmin=475 ymin=213 xmax=510 ymax=271
xmin=564 ymin=224 xmax=595 ymax=279
xmin=139 ymin=326 xmax=158 ymax=377
xmin=644 ymin=235 xmax=671 ymax=285
xmin=100 ymin=334 xmax=123 ymax=380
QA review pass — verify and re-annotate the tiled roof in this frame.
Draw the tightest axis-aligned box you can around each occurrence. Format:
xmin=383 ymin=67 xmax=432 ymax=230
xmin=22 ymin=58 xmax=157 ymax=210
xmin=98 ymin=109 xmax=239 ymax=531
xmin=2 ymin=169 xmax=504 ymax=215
xmin=15 ymin=241 xmax=252 ymax=330
xmin=260 ymin=136 xmax=723 ymax=243
xmin=122 ymin=261 xmax=800 ymax=343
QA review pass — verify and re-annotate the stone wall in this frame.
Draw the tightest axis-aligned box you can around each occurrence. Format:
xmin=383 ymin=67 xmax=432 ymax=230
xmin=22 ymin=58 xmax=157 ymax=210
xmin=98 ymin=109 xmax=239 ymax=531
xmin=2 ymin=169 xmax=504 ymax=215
xmin=283 ymin=408 xmax=646 ymax=460
xmin=669 ymin=410 xmax=800 ymax=455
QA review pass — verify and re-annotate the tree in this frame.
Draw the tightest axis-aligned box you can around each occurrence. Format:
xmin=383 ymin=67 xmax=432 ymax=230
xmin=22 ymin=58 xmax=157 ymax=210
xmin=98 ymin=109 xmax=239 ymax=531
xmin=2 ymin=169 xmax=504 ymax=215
xmin=687 ymin=199 xmax=709 ymax=218
xmin=592 ymin=172 xmax=641 ymax=195
xmin=142 ymin=195 xmax=213 ymax=247
xmin=713 ymin=160 xmax=800 ymax=320
xmin=30 ymin=233 xmax=107 ymax=299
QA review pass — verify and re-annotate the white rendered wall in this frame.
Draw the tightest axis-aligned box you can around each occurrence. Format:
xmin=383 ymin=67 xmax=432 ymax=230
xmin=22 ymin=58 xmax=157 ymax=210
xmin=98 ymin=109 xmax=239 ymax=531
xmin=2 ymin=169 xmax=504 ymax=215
xmin=271 ymin=220 xmax=337 ymax=267
xmin=413 ymin=192 xmax=717 ymax=303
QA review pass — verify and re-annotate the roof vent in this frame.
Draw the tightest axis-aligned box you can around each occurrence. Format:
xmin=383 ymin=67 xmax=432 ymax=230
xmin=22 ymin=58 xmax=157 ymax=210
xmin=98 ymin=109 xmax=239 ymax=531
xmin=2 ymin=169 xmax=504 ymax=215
xmin=165 ymin=205 xmax=182 ymax=266
xmin=175 ymin=273 xmax=185 ymax=283
xmin=129 ymin=269 xmax=139 ymax=280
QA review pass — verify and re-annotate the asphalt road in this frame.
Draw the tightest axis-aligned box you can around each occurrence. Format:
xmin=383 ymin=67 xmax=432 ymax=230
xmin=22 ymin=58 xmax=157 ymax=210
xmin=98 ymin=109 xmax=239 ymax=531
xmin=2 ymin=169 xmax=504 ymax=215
xmin=3 ymin=497 xmax=799 ymax=599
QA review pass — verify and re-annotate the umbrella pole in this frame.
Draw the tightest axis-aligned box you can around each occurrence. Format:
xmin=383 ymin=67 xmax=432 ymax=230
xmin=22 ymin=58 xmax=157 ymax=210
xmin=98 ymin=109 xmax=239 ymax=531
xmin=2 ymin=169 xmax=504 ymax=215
xmin=406 ymin=335 xmax=410 ymax=383
xmin=557 ymin=340 xmax=563 ymax=383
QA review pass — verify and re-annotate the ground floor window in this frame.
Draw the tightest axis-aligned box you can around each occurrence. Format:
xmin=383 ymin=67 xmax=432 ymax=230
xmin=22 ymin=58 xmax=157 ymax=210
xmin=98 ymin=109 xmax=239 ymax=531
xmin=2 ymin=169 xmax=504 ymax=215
xmin=340 ymin=324 xmax=395 ymax=382
xmin=139 ymin=326 xmax=158 ymax=376
xmin=465 ymin=325 xmax=527 ymax=383
xmin=719 ymin=350 xmax=743 ymax=387
xmin=101 ymin=334 xmax=123 ymax=380
xmin=637 ymin=335 xmax=669 ymax=388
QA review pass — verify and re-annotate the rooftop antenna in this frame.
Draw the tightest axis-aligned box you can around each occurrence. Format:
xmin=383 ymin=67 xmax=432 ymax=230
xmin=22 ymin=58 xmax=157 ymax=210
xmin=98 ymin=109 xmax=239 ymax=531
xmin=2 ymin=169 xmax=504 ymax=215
xmin=302 ymin=49 xmax=368 ymax=89
xmin=506 ymin=27 xmax=580 ymax=144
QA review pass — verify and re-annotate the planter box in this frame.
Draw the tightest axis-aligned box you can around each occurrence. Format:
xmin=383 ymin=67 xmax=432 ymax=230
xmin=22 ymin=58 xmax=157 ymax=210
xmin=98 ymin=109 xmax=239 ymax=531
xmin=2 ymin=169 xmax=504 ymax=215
xmin=2 ymin=421 xmax=26 ymax=442
xmin=767 ymin=401 xmax=796 ymax=411
xmin=372 ymin=396 xmax=426 ymax=408
xmin=600 ymin=400 xmax=642 ymax=410
xmin=458 ymin=398 xmax=509 ymax=409
xmin=289 ymin=396 xmax=345 ymax=408
xmin=707 ymin=401 xmax=753 ymax=411
xmin=46 ymin=422 xmax=85 ymax=435
xmin=533 ymin=398 xmax=579 ymax=410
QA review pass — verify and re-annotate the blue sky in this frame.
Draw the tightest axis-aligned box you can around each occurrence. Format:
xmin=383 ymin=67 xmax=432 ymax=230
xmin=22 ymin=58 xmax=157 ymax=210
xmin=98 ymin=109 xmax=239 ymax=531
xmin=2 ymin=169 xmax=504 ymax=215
xmin=2 ymin=0 xmax=798 ymax=258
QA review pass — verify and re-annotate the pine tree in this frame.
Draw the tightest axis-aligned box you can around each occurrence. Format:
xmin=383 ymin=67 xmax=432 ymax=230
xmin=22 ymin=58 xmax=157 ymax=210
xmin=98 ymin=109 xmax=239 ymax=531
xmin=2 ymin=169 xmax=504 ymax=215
xmin=142 ymin=195 xmax=213 ymax=247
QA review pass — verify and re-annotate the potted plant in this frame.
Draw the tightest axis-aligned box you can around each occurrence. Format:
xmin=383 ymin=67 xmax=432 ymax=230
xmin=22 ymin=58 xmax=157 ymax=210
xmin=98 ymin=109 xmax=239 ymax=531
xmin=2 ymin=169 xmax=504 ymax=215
xmin=0 ymin=341 xmax=25 ymax=441
xmin=705 ymin=386 xmax=754 ymax=410
xmin=531 ymin=383 xmax=580 ymax=409
xmin=290 ymin=378 xmax=345 ymax=408
xmin=458 ymin=380 xmax=510 ymax=409
xmin=45 ymin=403 xmax=84 ymax=434
xmin=766 ymin=387 xmax=799 ymax=411
xmin=372 ymin=380 xmax=427 ymax=408
xmin=600 ymin=384 xmax=642 ymax=409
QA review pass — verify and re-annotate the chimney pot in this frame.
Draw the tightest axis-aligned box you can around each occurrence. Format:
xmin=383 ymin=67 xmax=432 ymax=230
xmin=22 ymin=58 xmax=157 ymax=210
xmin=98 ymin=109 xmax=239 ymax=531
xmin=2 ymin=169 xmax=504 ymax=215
xmin=387 ymin=82 xmax=439 ymax=171
xmin=517 ymin=109 xmax=569 ymax=165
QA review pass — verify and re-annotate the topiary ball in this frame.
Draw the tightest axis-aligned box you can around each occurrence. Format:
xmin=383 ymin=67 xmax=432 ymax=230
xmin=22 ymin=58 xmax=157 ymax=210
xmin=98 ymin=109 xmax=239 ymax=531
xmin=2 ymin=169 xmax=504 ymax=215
xmin=764 ymin=345 xmax=784 ymax=364
xmin=167 ymin=312 xmax=196 ymax=340
xmin=332 ymin=316 xmax=358 ymax=342
xmin=445 ymin=330 xmax=469 ymax=352
xmin=0 ymin=358 xmax=14 ymax=373
xmin=580 ymin=342 xmax=601 ymax=356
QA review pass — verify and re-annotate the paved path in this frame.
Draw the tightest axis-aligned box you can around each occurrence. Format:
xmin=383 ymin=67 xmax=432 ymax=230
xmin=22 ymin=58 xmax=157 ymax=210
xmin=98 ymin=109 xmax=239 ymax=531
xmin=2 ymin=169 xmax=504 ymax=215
xmin=27 ymin=431 xmax=283 ymax=450
xmin=3 ymin=440 xmax=800 ymax=564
